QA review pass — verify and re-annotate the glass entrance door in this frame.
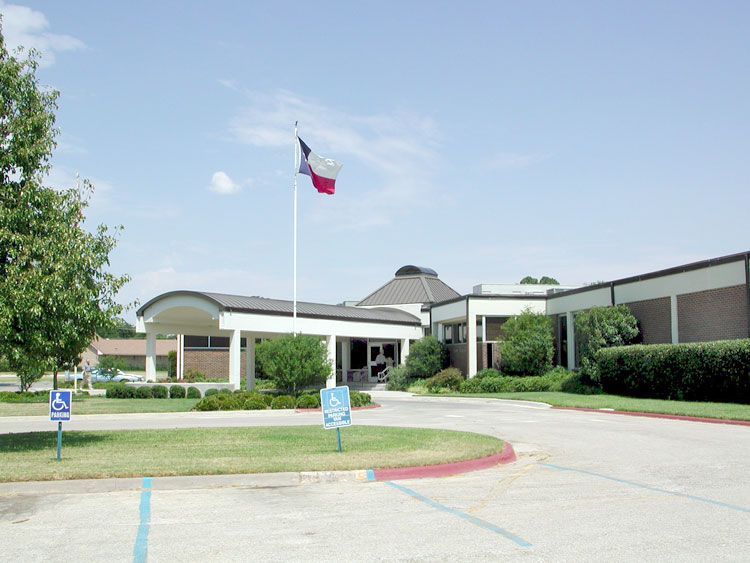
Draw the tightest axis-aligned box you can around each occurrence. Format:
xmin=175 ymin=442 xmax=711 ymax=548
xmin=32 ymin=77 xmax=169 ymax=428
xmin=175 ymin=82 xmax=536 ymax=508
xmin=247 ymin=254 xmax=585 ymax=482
xmin=367 ymin=341 xmax=397 ymax=380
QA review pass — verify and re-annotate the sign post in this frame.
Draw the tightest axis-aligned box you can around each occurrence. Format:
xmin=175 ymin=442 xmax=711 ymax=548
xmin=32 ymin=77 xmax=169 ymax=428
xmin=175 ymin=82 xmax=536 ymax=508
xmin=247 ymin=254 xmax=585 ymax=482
xmin=320 ymin=386 xmax=352 ymax=453
xmin=49 ymin=390 xmax=72 ymax=461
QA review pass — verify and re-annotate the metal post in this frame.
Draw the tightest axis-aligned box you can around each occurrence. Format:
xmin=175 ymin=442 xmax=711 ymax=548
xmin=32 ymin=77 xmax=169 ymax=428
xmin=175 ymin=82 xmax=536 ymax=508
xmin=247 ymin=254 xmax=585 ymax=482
xmin=56 ymin=422 xmax=62 ymax=461
xmin=336 ymin=428 xmax=342 ymax=453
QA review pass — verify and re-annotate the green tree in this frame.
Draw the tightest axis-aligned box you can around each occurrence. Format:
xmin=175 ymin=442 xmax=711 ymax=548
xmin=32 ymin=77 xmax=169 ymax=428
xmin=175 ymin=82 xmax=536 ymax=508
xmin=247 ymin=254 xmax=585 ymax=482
xmin=574 ymin=305 xmax=639 ymax=382
xmin=97 ymin=317 xmax=136 ymax=339
xmin=497 ymin=308 xmax=554 ymax=376
xmin=0 ymin=29 xmax=129 ymax=391
xmin=519 ymin=276 xmax=538 ymax=284
xmin=255 ymin=334 xmax=330 ymax=395
xmin=405 ymin=335 xmax=447 ymax=378
xmin=539 ymin=276 xmax=559 ymax=285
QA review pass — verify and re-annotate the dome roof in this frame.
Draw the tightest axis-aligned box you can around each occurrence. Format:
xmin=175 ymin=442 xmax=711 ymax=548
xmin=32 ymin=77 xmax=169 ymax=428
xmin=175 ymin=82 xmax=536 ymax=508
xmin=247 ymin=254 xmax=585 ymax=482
xmin=357 ymin=266 xmax=459 ymax=307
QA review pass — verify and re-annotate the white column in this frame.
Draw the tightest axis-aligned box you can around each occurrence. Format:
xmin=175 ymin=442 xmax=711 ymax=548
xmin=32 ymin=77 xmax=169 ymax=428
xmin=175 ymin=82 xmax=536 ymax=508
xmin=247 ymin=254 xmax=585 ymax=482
xmin=400 ymin=338 xmax=410 ymax=365
xmin=245 ymin=336 xmax=255 ymax=391
xmin=146 ymin=332 xmax=157 ymax=382
xmin=176 ymin=334 xmax=183 ymax=380
xmin=229 ymin=329 xmax=241 ymax=390
xmin=326 ymin=334 xmax=336 ymax=388
xmin=566 ymin=311 xmax=576 ymax=369
xmin=482 ymin=315 xmax=487 ymax=342
xmin=467 ymin=306 xmax=478 ymax=378
xmin=341 ymin=337 xmax=349 ymax=384
xmin=670 ymin=295 xmax=679 ymax=343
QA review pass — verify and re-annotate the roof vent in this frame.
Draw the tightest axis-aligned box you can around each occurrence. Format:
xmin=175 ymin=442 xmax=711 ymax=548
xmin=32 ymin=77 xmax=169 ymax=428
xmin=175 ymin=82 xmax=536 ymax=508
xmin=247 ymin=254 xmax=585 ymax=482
xmin=395 ymin=265 xmax=438 ymax=277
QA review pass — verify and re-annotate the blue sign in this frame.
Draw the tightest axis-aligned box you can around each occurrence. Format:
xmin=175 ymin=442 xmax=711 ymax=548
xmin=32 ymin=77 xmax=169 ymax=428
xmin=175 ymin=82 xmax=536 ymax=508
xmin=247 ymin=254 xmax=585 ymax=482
xmin=320 ymin=386 xmax=352 ymax=430
xmin=49 ymin=390 xmax=72 ymax=421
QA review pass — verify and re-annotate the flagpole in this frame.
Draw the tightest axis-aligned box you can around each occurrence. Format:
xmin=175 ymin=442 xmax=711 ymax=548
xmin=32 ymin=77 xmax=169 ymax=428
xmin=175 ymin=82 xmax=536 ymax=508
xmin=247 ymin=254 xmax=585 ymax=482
xmin=293 ymin=122 xmax=299 ymax=334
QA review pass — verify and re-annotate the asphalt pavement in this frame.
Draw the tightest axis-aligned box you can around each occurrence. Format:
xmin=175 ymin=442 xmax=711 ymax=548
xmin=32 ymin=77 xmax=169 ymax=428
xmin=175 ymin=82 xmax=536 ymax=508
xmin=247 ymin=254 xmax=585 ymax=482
xmin=1 ymin=392 xmax=749 ymax=562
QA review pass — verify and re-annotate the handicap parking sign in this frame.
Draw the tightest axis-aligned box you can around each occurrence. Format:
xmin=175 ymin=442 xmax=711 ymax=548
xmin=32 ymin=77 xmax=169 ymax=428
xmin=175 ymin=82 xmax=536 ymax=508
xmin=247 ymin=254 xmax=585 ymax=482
xmin=49 ymin=390 xmax=72 ymax=421
xmin=320 ymin=386 xmax=352 ymax=430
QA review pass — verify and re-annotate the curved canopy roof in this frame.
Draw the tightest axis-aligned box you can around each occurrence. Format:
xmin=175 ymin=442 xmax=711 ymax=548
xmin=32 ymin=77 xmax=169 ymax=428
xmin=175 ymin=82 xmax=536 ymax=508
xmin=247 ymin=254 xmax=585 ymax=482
xmin=137 ymin=290 xmax=421 ymax=326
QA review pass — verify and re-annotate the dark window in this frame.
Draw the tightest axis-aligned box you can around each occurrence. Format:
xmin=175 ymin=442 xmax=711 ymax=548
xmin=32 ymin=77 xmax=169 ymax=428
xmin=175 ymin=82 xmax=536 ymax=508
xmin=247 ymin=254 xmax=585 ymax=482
xmin=350 ymin=339 xmax=367 ymax=369
xmin=209 ymin=336 xmax=230 ymax=348
xmin=184 ymin=335 xmax=208 ymax=348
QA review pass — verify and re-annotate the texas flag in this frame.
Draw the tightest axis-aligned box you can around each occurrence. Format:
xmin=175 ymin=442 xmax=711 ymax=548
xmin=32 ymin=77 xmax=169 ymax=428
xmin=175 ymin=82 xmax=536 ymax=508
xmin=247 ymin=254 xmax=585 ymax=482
xmin=298 ymin=137 xmax=343 ymax=195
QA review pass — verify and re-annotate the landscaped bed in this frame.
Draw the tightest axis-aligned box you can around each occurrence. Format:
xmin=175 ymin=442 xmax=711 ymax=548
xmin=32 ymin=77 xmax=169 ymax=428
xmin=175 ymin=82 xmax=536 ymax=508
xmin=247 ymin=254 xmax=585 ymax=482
xmin=0 ymin=426 xmax=504 ymax=482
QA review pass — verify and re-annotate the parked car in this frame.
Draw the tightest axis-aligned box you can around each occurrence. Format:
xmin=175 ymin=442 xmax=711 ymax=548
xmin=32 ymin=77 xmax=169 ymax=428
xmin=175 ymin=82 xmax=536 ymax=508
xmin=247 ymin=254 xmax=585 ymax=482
xmin=66 ymin=368 xmax=144 ymax=383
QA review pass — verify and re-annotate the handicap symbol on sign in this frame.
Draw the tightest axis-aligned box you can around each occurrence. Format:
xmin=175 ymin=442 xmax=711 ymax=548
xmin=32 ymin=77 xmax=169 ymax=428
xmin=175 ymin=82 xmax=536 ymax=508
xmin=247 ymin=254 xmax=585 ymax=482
xmin=328 ymin=393 xmax=342 ymax=408
xmin=51 ymin=392 xmax=69 ymax=411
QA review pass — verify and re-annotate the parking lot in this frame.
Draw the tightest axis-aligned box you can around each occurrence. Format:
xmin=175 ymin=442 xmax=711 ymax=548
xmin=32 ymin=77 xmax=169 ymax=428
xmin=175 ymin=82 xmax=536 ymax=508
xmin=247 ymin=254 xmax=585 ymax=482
xmin=1 ymin=393 xmax=749 ymax=561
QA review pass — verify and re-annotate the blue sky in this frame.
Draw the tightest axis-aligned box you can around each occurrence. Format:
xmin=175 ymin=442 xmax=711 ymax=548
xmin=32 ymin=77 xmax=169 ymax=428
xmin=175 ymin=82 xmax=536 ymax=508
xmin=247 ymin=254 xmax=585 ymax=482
xmin=2 ymin=1 xmax=748 ymax=322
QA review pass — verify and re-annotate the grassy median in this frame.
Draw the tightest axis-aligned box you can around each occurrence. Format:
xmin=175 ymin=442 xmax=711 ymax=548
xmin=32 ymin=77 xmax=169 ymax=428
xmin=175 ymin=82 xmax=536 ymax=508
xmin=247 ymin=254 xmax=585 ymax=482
xmin=0 ymin=426 xmax=504 ymax=482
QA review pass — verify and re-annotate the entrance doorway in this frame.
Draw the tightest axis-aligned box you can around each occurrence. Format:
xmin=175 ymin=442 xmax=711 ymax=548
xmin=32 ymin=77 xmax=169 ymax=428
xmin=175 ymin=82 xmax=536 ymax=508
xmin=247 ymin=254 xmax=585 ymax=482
xmin=367 ymin=341 xmax=397 ymax=380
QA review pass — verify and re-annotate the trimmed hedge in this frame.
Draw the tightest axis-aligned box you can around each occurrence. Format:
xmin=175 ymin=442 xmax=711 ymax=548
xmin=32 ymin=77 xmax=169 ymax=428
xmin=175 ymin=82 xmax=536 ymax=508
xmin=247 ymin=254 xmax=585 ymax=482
xmin=186 ymin=387 xmax=201 ymax=399
xmin=106 ymin=384 xmax=136 ymax=399
xmin=459 ymin=367 xmax=575 ymax=394
xmin=426 ymin=368 xmax=464 ymax=393
xmin=350 ymin=390 xmax=372 ymax=407
xmin=169 ymin=385 xmax=187 ymax=399
xmin=243 ymin=396 xmax=267 ymax=410
xmin=204 ymin=388 xmax=219 ymax=397
xmin=271 ymin=395 xmax=296 ymax=409
xmin=135 ymin=386 xmax=153 ymax=399
xmin=295 ymin=394 xmax=320 ymax=408
xmin=151 ymin=385 xmax=168 ymax=399
xmin=596 ymin=339 xmax=750 ymax=403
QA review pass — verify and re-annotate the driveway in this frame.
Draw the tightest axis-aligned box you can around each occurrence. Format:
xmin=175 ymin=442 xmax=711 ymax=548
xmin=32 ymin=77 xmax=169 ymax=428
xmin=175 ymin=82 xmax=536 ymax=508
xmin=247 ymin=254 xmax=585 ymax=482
xmin=1 ymin=392 xmax=748 ymax=562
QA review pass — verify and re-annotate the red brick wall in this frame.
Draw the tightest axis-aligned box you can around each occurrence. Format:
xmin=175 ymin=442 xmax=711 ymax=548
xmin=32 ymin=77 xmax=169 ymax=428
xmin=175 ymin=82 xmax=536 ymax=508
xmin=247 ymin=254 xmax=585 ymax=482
xmin=624 ymin=297 xmax=672 ymax=344
xmin=184 ymin=349 xmax=247 ymax=379
xmin=677 ymin=285 xmax=749 ymax=343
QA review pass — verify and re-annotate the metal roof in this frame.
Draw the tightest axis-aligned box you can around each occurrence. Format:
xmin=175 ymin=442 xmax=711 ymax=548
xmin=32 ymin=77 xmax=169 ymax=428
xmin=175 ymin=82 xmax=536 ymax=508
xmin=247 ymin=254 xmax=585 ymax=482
xmin=137 ymin=291 xmax=421 ymax=326
xmin=357 ymin=271 xmax=460 ymax=307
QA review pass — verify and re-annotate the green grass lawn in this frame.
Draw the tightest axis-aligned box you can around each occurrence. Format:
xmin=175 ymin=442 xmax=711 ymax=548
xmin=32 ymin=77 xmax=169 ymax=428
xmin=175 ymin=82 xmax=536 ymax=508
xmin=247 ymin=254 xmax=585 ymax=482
xmin=0 ymin=398 xmax=200 ymax=417
xmin=449 ymin=392 xmax=750 ymax=421
xmin=0 ymin=426 xmax=504 ymax=482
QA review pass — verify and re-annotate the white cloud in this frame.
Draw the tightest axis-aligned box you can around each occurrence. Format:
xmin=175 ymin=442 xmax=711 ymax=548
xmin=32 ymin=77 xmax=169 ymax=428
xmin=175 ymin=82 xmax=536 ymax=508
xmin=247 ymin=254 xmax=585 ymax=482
xmin=208 ymin=171 xmax=241 ymax=194
xmin=0 ymin=2 xmax=85 ymax=66
xmin=227 ymin=90 xmax=441 ymax=230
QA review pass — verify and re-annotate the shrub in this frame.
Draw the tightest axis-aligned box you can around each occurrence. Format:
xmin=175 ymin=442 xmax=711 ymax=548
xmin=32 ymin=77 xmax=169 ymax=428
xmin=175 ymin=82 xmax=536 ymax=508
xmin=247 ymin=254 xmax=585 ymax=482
xmin=150 ymin=385 xmax=168 ymax=399
xmin=575 ymin=305 xmax=639 ymax=382
xmin=474 ymin=368 xmax=502 ymax=379
xmin=426 ymin=368 xmax=464 ymax=393
xmin=243 ymin=396 xmax=267 ymax=410
xmin=596 ymin=339 xmax=750 ymax=403
xmin=106 ymin=384 xmax=135 ymax=398
xmin=167 ymin=350 xmax=177 ymax=379
xmin=135 ymin=386 xmax=153 ymax=399
xmin=405 ymin=336 xmax=448 ymax=379
xmin=183 ymin=369 xmax=208 ymax=382
xmin=186 ymin=387 xmax=201 ymax=399
xmin=169 ymin=385 xmax=186 ymax=399
xmin=98 ymin=355 xmax=126 ymax=371
xmin=459 ymin=378 xmax=483 ymax=393
xmin=498 ymin=308 xmax=554 ymax=376
xmin=218 ymin=388 xmax=231 ymax=395
xmin=204 ymin=388 xmax=219 ymax=397
xmin=386 ymin=365 xmax=409 ymax=391
xmin=256 ymin=334 xmax=331 ymax=395
xmin=295 ymin=394 xmax=320 ymax=408
xmin=350 ymin=390 xmax=372 ymax=407
xmin=261 ymin=393 xmax=275 ymax=406
xmin=194 ymin=395 xmax=222 ymax=411
xmin=271 ymin=395 xmax=296 ymax=409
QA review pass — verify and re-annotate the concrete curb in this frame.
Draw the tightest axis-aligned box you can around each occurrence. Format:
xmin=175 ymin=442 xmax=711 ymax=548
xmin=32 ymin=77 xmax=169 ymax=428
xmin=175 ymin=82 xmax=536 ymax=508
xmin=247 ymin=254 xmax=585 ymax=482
xmin=551 ymin=406 xmax=750 ymax=426
xmin=364 ymin=441 xmax=517 ymax=482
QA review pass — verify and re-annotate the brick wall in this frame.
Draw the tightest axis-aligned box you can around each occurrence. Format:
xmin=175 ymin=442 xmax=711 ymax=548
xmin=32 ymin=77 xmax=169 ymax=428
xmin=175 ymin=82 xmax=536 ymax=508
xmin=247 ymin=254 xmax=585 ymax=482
xmin=446 ymin=343 xmax=467 ymax=375
xmin=184 ymin=349 xmax=247 ymax=379
xmin=677 ymin=285 xmax=749 ymax=343
xmin=624 ymin=297 xmax=672 ymax=344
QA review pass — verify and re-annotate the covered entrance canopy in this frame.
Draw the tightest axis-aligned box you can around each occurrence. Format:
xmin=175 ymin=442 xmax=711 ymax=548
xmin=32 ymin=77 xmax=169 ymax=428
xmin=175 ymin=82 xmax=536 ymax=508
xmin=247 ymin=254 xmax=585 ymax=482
xmin=136 ymin=291 xmax=422 ymax=388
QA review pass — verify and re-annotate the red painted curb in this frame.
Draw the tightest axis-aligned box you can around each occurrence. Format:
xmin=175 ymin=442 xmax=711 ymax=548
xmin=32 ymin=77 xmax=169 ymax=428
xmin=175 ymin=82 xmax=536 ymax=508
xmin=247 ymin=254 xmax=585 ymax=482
xmin=551 ymin=406 xmax=750 ymax=426
xmin=294 ymin=403 xmax=381 ymax=413
xmin=370 ymin=441 xmax=516 ymax=481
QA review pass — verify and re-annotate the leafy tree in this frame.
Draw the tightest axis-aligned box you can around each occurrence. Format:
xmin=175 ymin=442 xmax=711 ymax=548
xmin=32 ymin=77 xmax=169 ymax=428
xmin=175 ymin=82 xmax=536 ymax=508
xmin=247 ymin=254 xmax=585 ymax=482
xmin=97 ymin=317 xmax=136 ymax=339
xmin=98 ymin=355 xmax=126 ymax=371
xmin=0 ymin=28 xmax=129 ymax=391
xmin=519 ymin=276 xmax=538 ymax=284
xmin=574 ymin=305 xmax=639 ymax=382
xmin=255 ymin=334 xmax=330 ymax=395
xmin=539 ymin=276 xmax=559 ymax=285
xmin=405 ymin=335 xmax=447 ymax=378
xmin=497 ymin=308 xmax=554 ymax=376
